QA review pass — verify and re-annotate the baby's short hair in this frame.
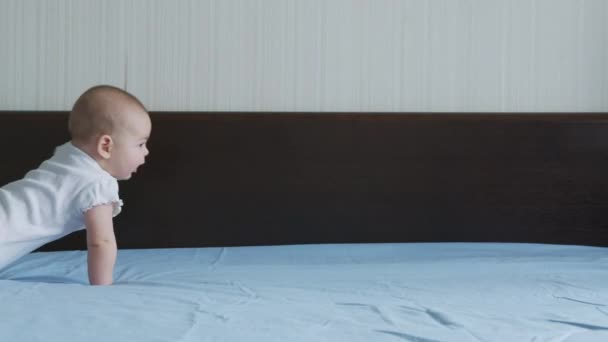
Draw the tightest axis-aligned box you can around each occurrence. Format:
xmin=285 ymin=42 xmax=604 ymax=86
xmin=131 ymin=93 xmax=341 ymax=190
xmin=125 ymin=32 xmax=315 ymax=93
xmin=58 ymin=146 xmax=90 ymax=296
xmin=68 ymin=85 xmax=146 ymax=143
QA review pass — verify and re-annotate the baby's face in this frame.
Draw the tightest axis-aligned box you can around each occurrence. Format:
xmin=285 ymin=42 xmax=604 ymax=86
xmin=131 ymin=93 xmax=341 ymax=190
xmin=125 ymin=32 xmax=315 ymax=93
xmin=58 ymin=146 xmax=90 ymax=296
xmin=108 ymin=112 xmax=152 ymax=180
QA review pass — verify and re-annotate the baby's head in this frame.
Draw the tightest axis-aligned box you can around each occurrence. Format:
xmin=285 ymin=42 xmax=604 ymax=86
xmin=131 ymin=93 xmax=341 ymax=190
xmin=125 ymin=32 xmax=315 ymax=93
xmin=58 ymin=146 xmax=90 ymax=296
xmin=68 ymin=85 xmax=151 ymax=180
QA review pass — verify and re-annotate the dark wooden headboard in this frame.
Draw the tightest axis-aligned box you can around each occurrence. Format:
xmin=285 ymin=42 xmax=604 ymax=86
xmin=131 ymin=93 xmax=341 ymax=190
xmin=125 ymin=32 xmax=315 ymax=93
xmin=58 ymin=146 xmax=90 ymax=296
xmin=2 ymin=112 xmax=608 ymax=249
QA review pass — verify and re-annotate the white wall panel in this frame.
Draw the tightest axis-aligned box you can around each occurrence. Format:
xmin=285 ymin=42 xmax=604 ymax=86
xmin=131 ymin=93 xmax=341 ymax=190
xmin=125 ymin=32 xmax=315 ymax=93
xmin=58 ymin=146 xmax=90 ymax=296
xmin=0 ymin=0 xmax=606 ymax=111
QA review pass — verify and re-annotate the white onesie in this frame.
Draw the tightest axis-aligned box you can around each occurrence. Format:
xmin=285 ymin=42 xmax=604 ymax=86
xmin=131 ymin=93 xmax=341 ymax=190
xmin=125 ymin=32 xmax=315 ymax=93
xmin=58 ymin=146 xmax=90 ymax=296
xmin=0 ymin=142 xmax=122 ymax=270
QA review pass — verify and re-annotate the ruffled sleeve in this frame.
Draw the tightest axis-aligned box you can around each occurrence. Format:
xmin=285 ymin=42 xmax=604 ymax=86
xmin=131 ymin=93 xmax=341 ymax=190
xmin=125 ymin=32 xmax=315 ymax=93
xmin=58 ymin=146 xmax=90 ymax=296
xmin=77 ymin=178 xmax=123 ymax=217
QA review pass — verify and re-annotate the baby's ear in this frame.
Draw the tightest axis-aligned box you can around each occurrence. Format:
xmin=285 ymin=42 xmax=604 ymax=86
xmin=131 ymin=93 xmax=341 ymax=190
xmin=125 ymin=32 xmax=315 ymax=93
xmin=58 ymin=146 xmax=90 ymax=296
xmin=97 ymin=135 xmax=114 ymax=159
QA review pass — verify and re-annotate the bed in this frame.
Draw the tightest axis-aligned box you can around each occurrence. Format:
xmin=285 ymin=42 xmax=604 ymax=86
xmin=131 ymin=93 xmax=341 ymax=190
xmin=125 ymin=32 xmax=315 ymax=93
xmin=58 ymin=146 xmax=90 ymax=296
xmin=1 ymin=112 xmax=608 ymax=341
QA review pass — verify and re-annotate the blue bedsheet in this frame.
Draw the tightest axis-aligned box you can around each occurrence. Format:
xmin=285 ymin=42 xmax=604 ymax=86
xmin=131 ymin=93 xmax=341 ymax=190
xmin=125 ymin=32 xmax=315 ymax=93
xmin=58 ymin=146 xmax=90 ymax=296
xmin=1 ymin=243 xmax=608 ymax=341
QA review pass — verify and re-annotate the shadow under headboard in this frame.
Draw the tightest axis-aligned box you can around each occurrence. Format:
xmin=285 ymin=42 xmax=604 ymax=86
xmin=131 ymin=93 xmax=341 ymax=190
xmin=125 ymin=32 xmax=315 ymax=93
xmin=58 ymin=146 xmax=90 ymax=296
xmin=2 ymin=112 xmax=608 ymax=249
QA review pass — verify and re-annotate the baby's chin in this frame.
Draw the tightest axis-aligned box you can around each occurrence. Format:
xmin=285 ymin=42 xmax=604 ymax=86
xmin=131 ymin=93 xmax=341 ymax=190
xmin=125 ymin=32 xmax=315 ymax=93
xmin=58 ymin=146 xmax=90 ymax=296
xmin=118 ymin=167 xmax=141 ymax=180
xmin=118 ymin=173 xmax=134 ymax=181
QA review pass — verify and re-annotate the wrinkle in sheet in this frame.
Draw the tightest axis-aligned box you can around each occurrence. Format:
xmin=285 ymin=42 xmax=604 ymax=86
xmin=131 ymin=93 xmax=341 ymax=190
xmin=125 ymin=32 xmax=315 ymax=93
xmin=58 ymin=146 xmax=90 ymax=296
xmin=553 ymin=295 xmax=607 ymax=307
xmin=209 ymin=247 xmax=226 ymax=269
xmin=375 ymin=330 xmax=441 ymax=342
xmin=336 ymin=303 xmax=396 ymax=326
xmin=547 ymin=320 xmax=608 ymax=331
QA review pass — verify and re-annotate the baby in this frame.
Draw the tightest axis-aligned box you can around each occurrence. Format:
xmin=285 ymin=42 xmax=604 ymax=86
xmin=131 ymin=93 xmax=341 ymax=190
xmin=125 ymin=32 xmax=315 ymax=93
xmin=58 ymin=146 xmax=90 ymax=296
xmin=0 ymin=85 xmax=151 ymax=285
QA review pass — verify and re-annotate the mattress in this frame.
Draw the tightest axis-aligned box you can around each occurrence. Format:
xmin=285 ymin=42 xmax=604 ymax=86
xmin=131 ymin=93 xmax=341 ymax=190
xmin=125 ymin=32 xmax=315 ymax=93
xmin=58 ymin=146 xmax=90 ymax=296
xmin=1 ymin=243 xmax=607 ymax=341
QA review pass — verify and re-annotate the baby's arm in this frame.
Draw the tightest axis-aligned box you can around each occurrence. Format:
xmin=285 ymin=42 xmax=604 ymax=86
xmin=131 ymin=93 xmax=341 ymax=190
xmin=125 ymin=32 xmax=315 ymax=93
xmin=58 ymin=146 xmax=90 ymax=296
xmin=84 ymin=204 xmax=117 ymax=285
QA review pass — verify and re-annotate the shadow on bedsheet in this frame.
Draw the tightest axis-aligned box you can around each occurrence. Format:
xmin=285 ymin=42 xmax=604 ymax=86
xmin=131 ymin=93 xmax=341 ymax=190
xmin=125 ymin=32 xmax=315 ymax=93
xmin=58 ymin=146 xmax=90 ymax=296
xmin=6 ymin=275 xmax=88 ymax=285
